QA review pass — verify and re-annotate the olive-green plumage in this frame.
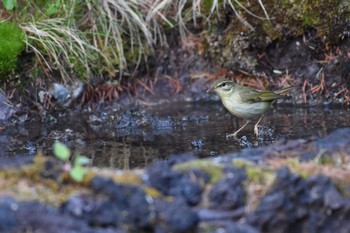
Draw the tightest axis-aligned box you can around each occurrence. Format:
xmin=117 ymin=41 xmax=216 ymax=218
xmin=207 ymin=79 xmax=292 ymax=137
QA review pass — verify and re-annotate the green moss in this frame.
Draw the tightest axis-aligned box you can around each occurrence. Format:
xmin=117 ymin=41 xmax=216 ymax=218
xmin=266 ymin=0 xmax=349 ymax=42
xmin=173 ymin=159 xmax=224 ymax=183
xmin=0 ymin=21 xmax=25 ymax=78
xmin=232 ymin=159 xmax=276 ymax=184
xmin=232 ymin=159 xmax=277 ymax=210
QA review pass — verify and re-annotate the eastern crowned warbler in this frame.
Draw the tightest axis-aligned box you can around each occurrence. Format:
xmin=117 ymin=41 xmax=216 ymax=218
xmin=207 ymin=79 xmax=292 ymax=138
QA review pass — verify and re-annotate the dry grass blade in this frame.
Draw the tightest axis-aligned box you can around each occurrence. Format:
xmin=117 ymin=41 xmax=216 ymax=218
xmin=20 ymin=17 xmax=99 ymax=81
xmin=87 ymin=0 xmax=163 ymax=78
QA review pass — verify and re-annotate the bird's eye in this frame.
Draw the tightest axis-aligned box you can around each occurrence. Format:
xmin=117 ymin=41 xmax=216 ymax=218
xmin=221 ymin=82 xmax=226 ymax=87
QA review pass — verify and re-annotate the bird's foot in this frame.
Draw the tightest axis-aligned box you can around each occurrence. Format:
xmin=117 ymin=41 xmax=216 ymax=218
xmin=254 ymin=125 xmax=259 ymax=137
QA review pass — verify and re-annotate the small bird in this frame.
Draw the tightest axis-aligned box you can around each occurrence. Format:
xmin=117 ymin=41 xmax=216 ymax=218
xmin=207 ymin=78 xmax=292 ymax=138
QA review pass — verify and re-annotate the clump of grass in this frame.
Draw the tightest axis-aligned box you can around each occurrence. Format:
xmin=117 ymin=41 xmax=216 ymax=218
xmin=13 ymin=0 xmax=268 ymax=81
xmin=147 ymin=0 xmax=270 ymax=41
xmin=80 ymin=0 xmax=161 ymax=78
xmin=21 ymin=18 xmax=99 ymax=81
xmin=18 ymin=0 xmax=167 ymax=81
xmin=0 ymin=21 xmax=25 ymax=78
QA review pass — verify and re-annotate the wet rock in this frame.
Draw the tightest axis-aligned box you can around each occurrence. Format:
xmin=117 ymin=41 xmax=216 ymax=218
xmin=208 ymin=167 xmax=246 ymax=210
xmin=61 ymin=194 xmax=95 ymax=217
xmin=63 ymin=176 xmax=199 ymax=232
xmin=0 ymin=197 xmax=18 ymax=232
xmin=196 ymin=208 xmax=245 ymax=223
xmin=181 ymin=114 xmax=209 ymax=123
xmin=0 ymin=197 xmax=115 ymax=233
xmin=39 ymin=81 xmax=84 ymax=108
xmin=154 ymin=117 xmax=173 ymax=129
xmin=219 ymin=222 xmax=261 ymax=233
xmin=145 ymin=161 xmax=204 ymax=206
xmin=0 ymin=92 xmax=15 ymax=121
xmin=222 ymin=128 xmax=350 ymax=164
xmin=116 ymin=110 xmax=149 ymax=129
xmin=52 ymin=83 xmax=71 ymax=107
xmin=299 ymin=151 xmax=317 ymax=162
xmin=316 ymin=128 xmax=350 ymax=154
xmin=0 ymin=155 xmax=32 ymax=168
xmin=247 ymin=168 xmax=350 ymax=233
xmin=86 ymin=176 xmax=155 ymax=230
xmin=145 ymin=161 xmax=182 ymax=193
xmin=257 ymin=125 xmax=278 ymax=142
xmin=239 ymin=136 xmax=253 ymax=148
xmin=191 ymin=139 xmax=205 ymax=151
xmin=114 ymin=110 xmax=174 ymax=138
xmin=154 ymin=199 xmax=199 ymax=233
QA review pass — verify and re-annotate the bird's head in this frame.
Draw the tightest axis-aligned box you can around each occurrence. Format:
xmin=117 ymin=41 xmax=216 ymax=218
xmin=207 ymin=79 xmax=235 ymax=98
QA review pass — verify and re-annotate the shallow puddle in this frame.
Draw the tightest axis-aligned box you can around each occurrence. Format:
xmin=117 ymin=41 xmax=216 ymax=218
xmin=2 ymin=102 xmax=350 ymax=169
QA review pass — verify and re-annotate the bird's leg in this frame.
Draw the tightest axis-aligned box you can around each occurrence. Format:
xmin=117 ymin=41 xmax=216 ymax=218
xmin=254 ymin=116 xmax=263 ymax=137
xmin=227 ymin=120 xmax=250 ymax=138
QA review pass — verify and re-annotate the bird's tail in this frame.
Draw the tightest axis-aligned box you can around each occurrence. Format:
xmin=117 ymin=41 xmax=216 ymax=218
xmin=274 ymin=86 xmax=293 ymax=95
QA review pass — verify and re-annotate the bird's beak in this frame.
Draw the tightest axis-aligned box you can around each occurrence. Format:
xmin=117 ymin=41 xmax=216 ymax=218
xmin=207 ymin=86 xmax=216 ymax=93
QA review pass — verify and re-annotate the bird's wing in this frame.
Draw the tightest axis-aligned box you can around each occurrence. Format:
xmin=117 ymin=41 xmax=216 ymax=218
xmin=238 ymin=87 xmax=282 ymax=102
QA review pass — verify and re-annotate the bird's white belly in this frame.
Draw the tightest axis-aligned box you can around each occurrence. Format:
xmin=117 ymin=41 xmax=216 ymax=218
xmin=222 ymin=98 xmax=269 ymax=119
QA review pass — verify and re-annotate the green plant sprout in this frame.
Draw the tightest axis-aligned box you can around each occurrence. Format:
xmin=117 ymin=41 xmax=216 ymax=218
xmin=53 ymin=141 xmax=90 ymax=182
xmin=2 ymin=0 xmax=16 ymax=11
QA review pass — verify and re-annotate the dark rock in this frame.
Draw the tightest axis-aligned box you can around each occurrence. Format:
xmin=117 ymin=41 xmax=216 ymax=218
xmin=0 ymin=197 xmax=18 ymax=232
xmin=154 ymin=199 xmax=199 ymax=233
xmin=247 ymin=168 xmax=350 ymax=233
xmin=145 ymin=161 xmax=182 ymax=194
xmin=63 ymin=176 xmax=156 ymax=230
xmin=0 ymin=198 xmax=116 ymax=233
xmin=208 ymin=168 xmax=246 ymax=210
xmin=154 ymin=116 xmax=173 ymax=129
xmin=145 ymin=161 xmax=203 ymax=206
xmin=257 ymin=125 xmax=278 ymax=142
xmin=114 ymin=110 xmax=174 ymax=138
xmin=52 ymin=83 xmax=71 ymax=107
xmin=0 ymin=92 xmax=15 ymax=121
xmin=191 ymin=139 xmax=205 ymax=151
xmin=0 ymin=155 xmax=32 ymax=168
xmin=316 ymin=128 xmax=350 ymax=154
xmin=239 ymin=136 xmax=253 ymax=148
xmin=61 ymin=195 xmax=95 ymax=217
xmin=223 ymin=222 xmax=261 ymax=233
xmin=173 ymin=176 xmax=203 ymax=206
xmin=87 ymin=200 xmax=121 ymax=227
xmin=64 ymin=175 xmax=200 ymax=232
xmin=47 ymin=82 xmax=83 ymax=108
xmin=299 ymin=151 xmax=316 ymax=162
xmin=181 ymin=114 xmax=208 ymax=123
xmin=86 ymin=176 xmax=155 ymax=229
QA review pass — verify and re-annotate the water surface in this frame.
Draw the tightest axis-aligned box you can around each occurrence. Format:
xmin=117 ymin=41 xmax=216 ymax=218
xmin=2 ymin=103 xmax=350 ymax=169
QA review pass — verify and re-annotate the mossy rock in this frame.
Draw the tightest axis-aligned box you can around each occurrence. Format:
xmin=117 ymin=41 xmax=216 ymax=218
xmin=0 ymin=21 xmax=25 ymax=78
